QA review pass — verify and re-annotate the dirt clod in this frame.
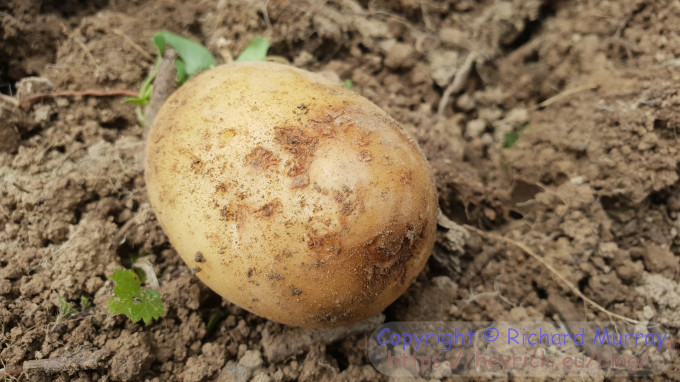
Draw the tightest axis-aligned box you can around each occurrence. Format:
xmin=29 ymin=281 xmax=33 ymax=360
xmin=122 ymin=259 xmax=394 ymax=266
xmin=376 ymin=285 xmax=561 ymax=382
xmin=2 ymin=0 xmax=680 ymax=380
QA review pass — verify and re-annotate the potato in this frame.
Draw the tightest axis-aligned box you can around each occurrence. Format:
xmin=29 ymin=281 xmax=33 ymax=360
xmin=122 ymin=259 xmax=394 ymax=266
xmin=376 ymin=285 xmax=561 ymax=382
xmin=145 ymin=61 xmax=437 ymax=328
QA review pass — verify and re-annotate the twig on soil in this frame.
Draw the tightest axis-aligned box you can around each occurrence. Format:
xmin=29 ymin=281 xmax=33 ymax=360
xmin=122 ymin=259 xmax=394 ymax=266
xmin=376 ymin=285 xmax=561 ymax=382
xmin=437 ymin=52 xmax=478 ymax=117
xmin=21 ymin=348 xmax=110 ymax=373
xmin=463 ymin=224 xmax=640 ymax=324
xmin=18 ymin=90 xmax=139 ymax=107
xmin=536 ymin=84 xmax=598 ymax=109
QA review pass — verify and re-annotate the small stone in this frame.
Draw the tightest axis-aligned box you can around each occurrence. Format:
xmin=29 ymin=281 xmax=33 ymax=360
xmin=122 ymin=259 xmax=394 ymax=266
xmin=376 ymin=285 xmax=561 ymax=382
xmin=570 ymin=176 xmax=585 ymax=185
xmin=251 ymin=371 xmax=272 ymax=382
xmin=643 ymin=243 xmax=678 ymax=274
xmin=16 ymin=76 xmax=54 ymax=98
xmin=219 ymin=364 xmax=249 ymax=382
xmin=33 ymin=104 xmax=52 ymax=124
xmin=238 ymin=350 xmax=263 ymax=370
xmin=0 ymin=279 xmax=11 ymax=295
xmin=455 ymin=93 xmax=475 ymax=112
xmin=384 ymin=42 xmax=415 ymax=69
xmin=465 ymin=119 xmax=486 ymax=139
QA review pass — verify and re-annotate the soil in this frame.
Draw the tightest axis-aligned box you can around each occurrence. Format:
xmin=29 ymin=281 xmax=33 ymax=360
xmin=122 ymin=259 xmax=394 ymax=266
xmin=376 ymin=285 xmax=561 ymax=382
xmin=1 ymin=0 xmax=680 ymax=381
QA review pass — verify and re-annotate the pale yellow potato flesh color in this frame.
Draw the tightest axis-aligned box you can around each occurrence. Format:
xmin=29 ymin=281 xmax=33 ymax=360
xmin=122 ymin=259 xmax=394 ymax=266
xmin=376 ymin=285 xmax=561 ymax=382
xmin=145 ymin=61 xmax=438 ymax=328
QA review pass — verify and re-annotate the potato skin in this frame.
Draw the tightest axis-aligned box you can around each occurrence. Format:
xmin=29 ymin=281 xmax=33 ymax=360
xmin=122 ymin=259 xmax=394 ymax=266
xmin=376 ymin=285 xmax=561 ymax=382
xmin=145 ymin=62 xmax=438 ymax=327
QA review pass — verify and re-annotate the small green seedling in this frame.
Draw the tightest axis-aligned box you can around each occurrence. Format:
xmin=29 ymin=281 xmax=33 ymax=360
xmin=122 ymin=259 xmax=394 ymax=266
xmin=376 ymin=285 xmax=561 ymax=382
xmin=503 ymin=123 xmax=530 ymax=148
xmin=127 ymin=34 xmax=271 ymax=125
xmin=344 ymin=79 xmax=353 ymax=90
xmin=126 ymin=31 xmax=216 ymax=107
xmin=52 ymin=296 xmax=92 ymax=331
xmin=107 ymin=269 xmax=164 ymax=324
xmin=153 ymin=31 xmax=216 ymax=86
xmin=235 ymin=36 xmax=271 ymax=62
xmin=206 ymin=311 xmax=228 ymax=333
xmin=79 ymin=296 xmax=92 ymax=309
xmin=57 ymin=298 xmax=79 ymax=321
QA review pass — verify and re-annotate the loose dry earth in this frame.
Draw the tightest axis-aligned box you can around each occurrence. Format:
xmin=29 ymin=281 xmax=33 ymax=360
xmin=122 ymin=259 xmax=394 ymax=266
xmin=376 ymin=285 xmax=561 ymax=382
xmin=1 ymin=0 xmax=679 ymax=381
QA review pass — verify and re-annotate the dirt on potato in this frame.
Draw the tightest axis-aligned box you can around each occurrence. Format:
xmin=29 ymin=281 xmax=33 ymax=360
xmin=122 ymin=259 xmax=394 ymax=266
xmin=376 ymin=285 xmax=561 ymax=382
xmin=1 ymin=0 xmax=679 ymax=381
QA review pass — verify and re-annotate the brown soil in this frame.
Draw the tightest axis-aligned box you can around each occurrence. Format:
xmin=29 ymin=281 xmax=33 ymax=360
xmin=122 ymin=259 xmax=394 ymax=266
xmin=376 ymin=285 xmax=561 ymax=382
xmin=1 ymin=0 xmax=679 ymax=381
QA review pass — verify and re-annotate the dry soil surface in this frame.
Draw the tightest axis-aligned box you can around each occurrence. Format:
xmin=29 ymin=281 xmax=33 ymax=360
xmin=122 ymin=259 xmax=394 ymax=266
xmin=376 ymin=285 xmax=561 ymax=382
xmin=1 ymin=0 xmax=680 ymax=381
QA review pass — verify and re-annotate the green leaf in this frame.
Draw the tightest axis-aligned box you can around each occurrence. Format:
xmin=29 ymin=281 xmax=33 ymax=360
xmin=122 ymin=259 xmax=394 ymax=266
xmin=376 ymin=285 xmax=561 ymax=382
xmin=344 ymin=79 xmax=353 ymax=90
xmin=125 ymin=59 xmax=158 ymax=106
xmin=206 ymin=311 xmax=227 ymax=333
xmin=110 ymin=269 xmax=141 ymax=299
xmin=503 ymin=132 xmax=520 ymax=148
xmin=80 ymin=296 xmax=92 ymax=309
xmin=107 ymin=269 xmax=165 ymax=324
xmin=58 ymin=298 xmax=78 ymax=318
xmin=503 ymin=123 xmax=530 ymax=148
xmin=235 ymin=37 xmax=270 ymax=62
xmin=152 ymin=31 xmax=215 ymax=86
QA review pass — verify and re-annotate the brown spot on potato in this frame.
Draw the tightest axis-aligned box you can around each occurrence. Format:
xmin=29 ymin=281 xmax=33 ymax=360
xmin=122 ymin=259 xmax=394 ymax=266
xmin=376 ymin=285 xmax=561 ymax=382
xmin=307 ymin=231 xmax=342 ymax=253
xmin=294 ymin=104 xmax=309 ymax=115
xmin=215 ymin=182 xmax=229 ymax=193
xmin=220 ymin=203 xmax=238 ymax=221
xmin=275 ymin=126 xmax=319 ymax=188
xmin=255 ymin=199 xmax=282 ymax=218
xmin=190 ymin=159 xmax=204 ymax=174
xmin=333 ymin=190 xmax=356 ymax=216
xmin=400 ymin=171 xmax=413 ymax=185
xmin=358 ymin=150 xmax=372 ymax=162
xmin=194 ymin=251 xmax=205 ymax=262
xmin=245 ymin=146 xmax=279 ymax=171
xmin=290 ymin=286 xmax=303 ymax=296
xmin=359 ymin=224 xmax=424 ymax=292
xmin=192 ymin=266 xmax=201 ymax=273
xmin=291 ymin=174 xmax=309 ymax=188
xmin=266 ymin=273 xmax=284 ymax=281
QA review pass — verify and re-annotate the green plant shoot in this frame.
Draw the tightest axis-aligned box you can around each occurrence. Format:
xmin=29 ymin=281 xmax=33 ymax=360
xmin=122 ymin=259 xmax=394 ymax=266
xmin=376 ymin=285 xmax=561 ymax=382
xmin=152 ymin=31 xmax=216 ymax=85
xmin=107 ymin=269 xmax=165 ymax=324
xmin=235 ymin=37 xmax=271 ymax=62
xmin=503 ymin=123 xmax=530 ymax=148
xmin=58 ymin=298 xmax=78 ymax=320
xmin=126 ymin=31 xmax=216 ymax=106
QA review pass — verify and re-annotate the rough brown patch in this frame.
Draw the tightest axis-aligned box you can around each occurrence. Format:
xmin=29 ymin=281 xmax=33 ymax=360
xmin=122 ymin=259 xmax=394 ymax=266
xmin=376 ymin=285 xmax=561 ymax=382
xmin=306 ymin=231 xmax=341 ymax=253
xmin=358 ymin=150 xmax=373 ymax=162
xmin=194 ymin=251 xmax=205 ymax=262
xmin=266 ymin=273 xmax=284 ymax=281
xmin=255 ymin=199 xmax=282 ymax=218
xmin=400 ymin=171 xmax=413 ymax=185
xmin=244 ymin=146 xmax=280 ymax=171
xmin=359 ymin=223 xmax=425 ymax=293
xmin=219 ymin=203 xmax=238 ymax=221
xmin=333 ymin=190 xmax=356 ymax=216
xmin=274 ymin=107 xmax=375 ymax=190
xmin=215 ymin=182 xmax=229 ymax=193
xmin=275 ymin=126 xmax=318 ymax=188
